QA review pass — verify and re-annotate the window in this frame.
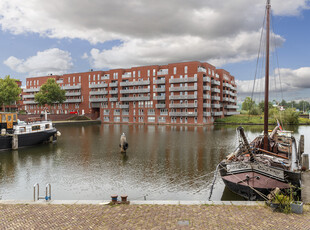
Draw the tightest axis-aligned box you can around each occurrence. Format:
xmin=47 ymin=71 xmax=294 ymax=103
xmin=93 ymin=75 xmax=96 ymax=81
xmin=68 ymin=77 xmax=70 ymax=83
xmin=32 ymin=125 xmax=41 ymax=131
xmin=79 ymin=76 xmax=81 ymax=82
xmin=153 ymin=69 xmax=156 ymax=76
xmin=138 ymin=71 xmax=141 ymax=77
xmin=184 ymin=66 xmax=188 ymax=74
xmin=45 ymin=124 xmax=50 ymax=129
xmin=173 ymin=67 xmax=177 ymax=74
xmin=147 ymin=70 xmax=150 ymax=77
xmin=73 ymin=77 xmax=75 ymax=82
xmin=133 ymin=71 xmax=136 ymax=78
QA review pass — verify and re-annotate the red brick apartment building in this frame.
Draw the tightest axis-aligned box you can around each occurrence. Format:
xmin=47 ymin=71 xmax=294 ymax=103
xmin=21 ymin=61 xmax=239 ymax=125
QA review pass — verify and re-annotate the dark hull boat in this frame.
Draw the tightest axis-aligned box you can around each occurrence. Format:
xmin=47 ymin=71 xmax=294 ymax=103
xmin=219 ymin=0 xmax=302 ymax=201
xmin=0 ymin=113 xmax=59 ymax=151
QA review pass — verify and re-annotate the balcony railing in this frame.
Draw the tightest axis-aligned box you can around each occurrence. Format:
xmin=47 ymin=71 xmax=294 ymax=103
xmin=120 ymin=96 xmax=150 ymax=101
xmin=66 ymin=92 xmax=81 ymax=96
xmin=24 ymin=87 xmax=40 ymax=92
xmin=153 ymin=95 xmax=166 ymax=100
xmin=153 ymin=79 xmax=165 ymax=84
xmin=155 ymin=104 xmax=166 ymax=108
xmin=198 ymin=67 xmax=207 ymax=73
xmin=169 ymin=77 xmax=197 ymax=83
xmin=169 ymin=103 xmax=196 ymax=108
xmin=224 ymin=111 xmax=240 ymax=115
xmin=224 ymin=105 xmax=239 ymax=109
xmin=169 ymin=112 xmax=197 ymax=117
xmin=89 ymin=98 xmax=107 ymax=102
xmin=23 ymin=94 xmax=35 ymax=99
xmin=203 ymin=77 xmax=210 ymax=82
xmin=203 ymin=103 xmax=211 ymax=108
xmin=64 ymin=99 xmax=82 ymax=103
xmin=109 ymin=82 xmax=118 ymax=87
xmin=120 ymin=88 xmax=150 ymax=94
xmin=203 ymin=112 xmax=211 ymax=117
xmin=212 ymin=111 xmax=223 ymax=116
xmin=211 ymin=80 xmax=220 ymax=86
xmin=109 ymin=90 xmax=118 ymax=94
xmin=211 ymin=88 xmax=221 ymax=93
xmin=119 ymin=104 xmax=129 ymax=109
xmin=153 ymin=87 xmax=165 ymax=93
xmin=89 ymin=90 xmax=108 ymax=95
xmin=169 ymin=94 xmax=197 ymax=100
xmin=62 ymin=85 xmax=81 ymax=90
xmin=203 ymin=86 xmax=210 ymax=91
xmin=203 ymin=94 xmax=211 ymax=99
xmin=91 ymin=102 xmax=101 ymax=108
xmin=89 ymin=83 xmax=108 ymax=88
xmin=157 ymin=69 xmax=168 ymax=75
xmin=211 ymin=104 xmax=221 ymax=109
xmin=23 ymin=100 xmax=37 ymax=104
xmin=120 ymin=80 xmax=150 ymax=86
xmin=122 ymin=73 xmax=131 ymax=78
xmin=169 ymin=86 xmax=197 ymax=92
xmin=211 ymin=96 xmax=220 ymax=101
xmin=109 ymin=97 xmax=118 ymax=102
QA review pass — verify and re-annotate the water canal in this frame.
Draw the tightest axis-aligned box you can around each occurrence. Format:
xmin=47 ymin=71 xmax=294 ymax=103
xmin=0 ymin=124 xmax=309 ymax=201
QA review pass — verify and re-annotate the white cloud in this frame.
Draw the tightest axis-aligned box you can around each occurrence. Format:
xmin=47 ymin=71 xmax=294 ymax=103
xmin=3 ymin=48 xmax=73 ymax=77
xmin=237 ymin=67 xmax=310 ymax=94
xmin=0 ymin=0 xmax=309 ymax=69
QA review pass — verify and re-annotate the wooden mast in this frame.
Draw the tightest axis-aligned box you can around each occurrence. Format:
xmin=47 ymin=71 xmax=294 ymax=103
xmin=263 ymin=0 xmax=271 ymax=150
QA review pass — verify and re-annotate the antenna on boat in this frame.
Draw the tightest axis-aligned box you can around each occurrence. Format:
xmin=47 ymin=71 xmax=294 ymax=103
xmin=263 ymin=0 xmax=271 ymax=150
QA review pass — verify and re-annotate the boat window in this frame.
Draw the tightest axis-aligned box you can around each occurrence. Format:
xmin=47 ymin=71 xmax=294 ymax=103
xmin=2 ymin=115 xmax=6 ymax=122
xmin=8 ymin=115 xmax=12 ymax=122
xmin=13 ymin=114 xmax=17 ymax=122
xmin=32 ymin=125 xmax=41 ymax=131
xmin=19 ymin=127 xmax=26 ymax=133
xmin=45 ymin=124 xmax=50 ymax=129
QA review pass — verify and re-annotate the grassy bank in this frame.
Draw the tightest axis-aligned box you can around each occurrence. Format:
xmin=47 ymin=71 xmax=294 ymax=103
xmin=215 ymin=114 xmax=310 ymax=125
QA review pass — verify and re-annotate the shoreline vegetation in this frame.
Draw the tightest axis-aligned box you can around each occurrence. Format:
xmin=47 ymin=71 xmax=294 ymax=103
xmin=215 ymin=114 xmax=310 ymax=125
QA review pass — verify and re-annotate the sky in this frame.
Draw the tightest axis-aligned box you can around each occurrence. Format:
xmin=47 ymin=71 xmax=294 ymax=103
xmin=0 ymin=0 xmax=310 ymax=102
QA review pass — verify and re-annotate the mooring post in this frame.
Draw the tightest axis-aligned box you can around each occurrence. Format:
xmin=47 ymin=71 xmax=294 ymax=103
xmin=12 ymin=134 xmax=18 ymax=150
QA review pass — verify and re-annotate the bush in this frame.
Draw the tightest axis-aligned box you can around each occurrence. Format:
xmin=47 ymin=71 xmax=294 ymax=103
xmin=249 ymin=105 xmax=262 ymax=115
xmin=67 ymin=115 xmax=90 ymax=121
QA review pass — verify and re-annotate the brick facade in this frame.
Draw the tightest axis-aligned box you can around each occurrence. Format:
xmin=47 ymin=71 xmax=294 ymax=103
xmin=21 ymin=61 xmax=239 ymax=124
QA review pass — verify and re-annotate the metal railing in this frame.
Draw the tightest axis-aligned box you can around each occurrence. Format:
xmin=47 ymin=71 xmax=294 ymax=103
xmin=33 ymin=183 xmax=51 ymax=201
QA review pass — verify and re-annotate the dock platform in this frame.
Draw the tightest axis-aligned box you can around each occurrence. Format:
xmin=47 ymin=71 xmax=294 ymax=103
xmin=302 ymin=171 xmax=310 ymax=204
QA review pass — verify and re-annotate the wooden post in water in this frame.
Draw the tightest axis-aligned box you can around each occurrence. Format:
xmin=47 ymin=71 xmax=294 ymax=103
xmin=12 ymin=134 xmax=18 ymax=150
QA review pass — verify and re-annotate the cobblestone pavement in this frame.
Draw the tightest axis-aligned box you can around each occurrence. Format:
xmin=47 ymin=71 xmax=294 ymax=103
xmin=0 ymin=204 xmax=309 ymax=230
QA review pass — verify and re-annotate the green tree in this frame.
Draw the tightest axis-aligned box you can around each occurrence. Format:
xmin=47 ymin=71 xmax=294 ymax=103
xmin=242 ymin=97 xmax=255 ymax=111
xmin=258 ymin=100 xmax=274 ymax=112
xmin=0 ymin=75 xmax=22 ymax=111
xmin=34 ymin=78 xmax=66 ymax=106
xmin=249 ymin=105 xmax=262 ymax=115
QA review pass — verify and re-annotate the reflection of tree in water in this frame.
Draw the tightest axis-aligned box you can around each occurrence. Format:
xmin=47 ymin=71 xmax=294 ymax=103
xmin=121 ymin=152 xmax=128 ymax=163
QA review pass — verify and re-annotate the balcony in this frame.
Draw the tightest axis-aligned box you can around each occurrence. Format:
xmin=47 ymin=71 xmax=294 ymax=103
xmin=198 ymin=67 xmax=207 ymax=73
xmin=169 ymin=94 xmax=197 ymax=100
xmin=153 ymin=87 xmax=165 ymax=93
xmin=89 ymin=98 xmax=107 ymax=102
xmin=64 ymin=99 xmax=82 ymax=103
xmin=203 ymin=112 xmax=211 ymax=117
xmin=160 ymin=112 xmax=168 ymax=116
xmin=203 ymin=77 xmax=211 ymax=82
xmin=66 ymin=92 xmax=81 ymax=96
xmin=203 ymin=86 xmax=210 ymax=91
xmin=109 ymin=90 xmax=118 ymax=94
xmin=23 ymin=100 xmax=37 ymax=104
xmin=155 ymin=104 xmax=166 ymax=108
xmin=157 ymin=69 xmax=168 ymax=76
xmin=89 ymin=83 xmax=108 ymax=88
xmin=203 ymin=103 xmax=211 ymax=108
xmin=224 ymin=111 xmax=240 ymax=115
xmin=109 ymin=97 xmax=118 ymax=102
xmin=223 ymin=90 xmax=230 ymax=95
xmin=169 ymin=103 xmax=196 ymax=108
xmin=153 ymin=79 xmax=165 ymax=84
xmin=23 ymin=94 xmax=35 ymax=99
xmin=169 ymin=86 xmax=197 ymax=92
xmin=222 ymin=97 xmax=230 ymax=102
xmin=169 ymin=112 xmax=197 ymax=117
xmin=225 ymin=105 xmax=239 ymax=109
xmin=120 ymin=96 xmax=150 ymax=101
xmin=211 ymin=80 xmax=220 ymax=86
xmin=120 ymin=80 xmax=150 ymax=86
xmin=122 ymin=72 xmax=131 ymax=78
xmin=91 ymin=102 xmax=101 ymax=108
xmin=211 ymin=104 xmax=221 ymax=109
xmin=153 ymin=95 xmax=166 ymax=100
xmin=169 ymin=76 xmax=197 ymax=83
xmin=119 ymin=104 xmax=129 ymax=109
xmin=203 ymin=94 xmax=211 ymax=99
xmin=109 ymin=82 xmax=118 ymax=87
xmin=120 ymin=88 xmax=150 ymax=94
xmin=211 ymin=96 xmax=220 ymax=101
xmin=24 ymin=87 xmax=40 ymax=93
xmin=230 ymin=92 xmax=237 ymax=97
xmin=211 ymin=88 xmax=221 ymax=93
xmin=62 ymin=85 xmax=81 ymax=90
xmin=212 ymin=111 xmax=223 ymax=116
xmin=223 ymin=82 xmax=232 ymax=88
xmin=89 ymin=90 xmax=108 ymax=96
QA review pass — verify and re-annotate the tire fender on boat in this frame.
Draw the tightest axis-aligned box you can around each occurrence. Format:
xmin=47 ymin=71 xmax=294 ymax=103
xmin=57 ymin=131 xmax=61 ymax=137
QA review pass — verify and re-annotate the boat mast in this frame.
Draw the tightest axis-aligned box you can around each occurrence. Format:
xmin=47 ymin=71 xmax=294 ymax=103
xmin=263 ymin=0 xmax=271 ymax=150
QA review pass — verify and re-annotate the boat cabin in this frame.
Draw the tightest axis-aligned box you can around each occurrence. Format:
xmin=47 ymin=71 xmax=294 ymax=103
xmin=0 ymin=112 xmax=18 ymax=131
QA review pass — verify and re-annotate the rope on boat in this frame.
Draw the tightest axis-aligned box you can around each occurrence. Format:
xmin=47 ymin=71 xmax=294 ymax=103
xmin=208 ymin=164 xmax=220 ymax=201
